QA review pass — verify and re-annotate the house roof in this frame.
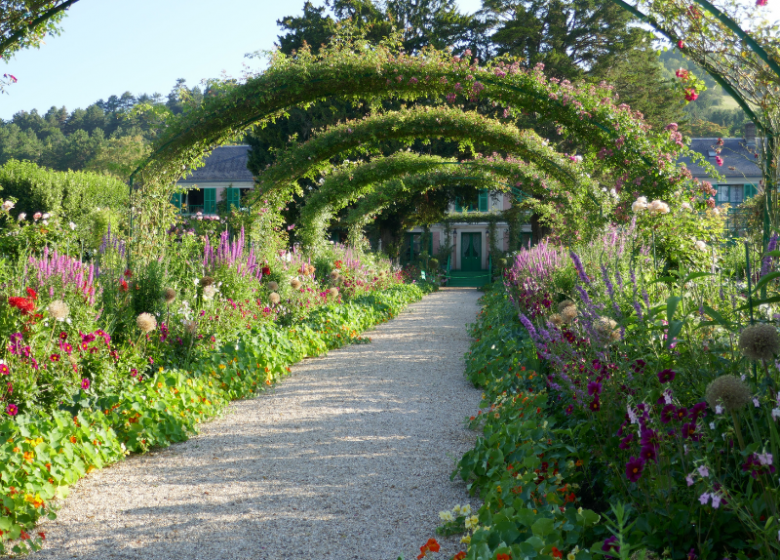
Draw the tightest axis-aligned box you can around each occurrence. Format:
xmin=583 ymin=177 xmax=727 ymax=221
xmin=680 ymin=137 xmax=762 ymax=179
xmin=180 ymin=145 xmax=255 ymax=183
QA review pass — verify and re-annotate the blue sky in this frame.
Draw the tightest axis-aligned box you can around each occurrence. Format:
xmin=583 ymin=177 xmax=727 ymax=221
xmin=0 ymin=0 xmax=482 ymax=120
xmin=1 ymin=0 xmax=776 ymax=121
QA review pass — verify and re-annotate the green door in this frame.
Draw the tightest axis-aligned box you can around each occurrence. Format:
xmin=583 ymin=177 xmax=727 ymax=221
xmin=461 ymin=232 xmax=482 ymax=271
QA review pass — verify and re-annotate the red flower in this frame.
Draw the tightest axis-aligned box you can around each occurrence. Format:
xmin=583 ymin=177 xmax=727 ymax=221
xmin=497 ymin=554 xmax=513 ymax=560
xmin=26 ymin=287 xmax=37 ymax=300
xmin=454 ymin=553 xmax=467 ymax=560
xmin=123 ymin=269 xmax=133 ymax=278
xmin=551 ymin=547 xmax=563 ymax=559
xmin=20 ymin=530 xmax=30 ymax=540
xmin=685 ymin=88 xmax=699 ymax=101
xmin=119 ymin=280 xmax=129 ymax=292
xmin=262 ymin=266 xmax=271 ymax=276
xmin=426 ymin=538 xmax=440 ymax=553
xmin=38 ymin=531 xmax=45 ymax=540
xmin=8 ymin=296 xmax=35 ymax=315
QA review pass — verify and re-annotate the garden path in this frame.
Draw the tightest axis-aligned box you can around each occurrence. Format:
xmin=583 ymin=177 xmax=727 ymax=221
xmin=37 ymin=287 xmax=483 ymax=560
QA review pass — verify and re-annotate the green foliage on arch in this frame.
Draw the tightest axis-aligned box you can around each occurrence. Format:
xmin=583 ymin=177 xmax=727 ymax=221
xmin=296 ymin=151 xmax=596 ymax=249
xmin=252 ymin=105 xmax=582 ymax=201
xmin=140 ymin=35 xmax=715 ymax=219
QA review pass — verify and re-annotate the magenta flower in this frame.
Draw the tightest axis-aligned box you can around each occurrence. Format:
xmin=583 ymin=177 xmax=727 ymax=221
xmin=625 ymin=456 xmax=645 ymax=482
xmin=587 ymin=381 xmax=602 ymax=396
xmin=81 ymin=378 xmax=90 ymax=390
xmin=0 ymin=363 xmax=9 ymax=375
xmin=5 ymin=403 xmax=18 ymax=416
xmin=619 ymin=434 xmax=634 ymax=450
xmin=602 ymin=536 xmax=620 ymax=553
xmin=715 ymin=156 xmax=724 ymax=166
xmin=640 ymin=445 xmax=658 ymax=462
xmin=660 ymin=404 xmax=676 ymax=424
xmin=657 ymin=369 xmax=675 ymax=383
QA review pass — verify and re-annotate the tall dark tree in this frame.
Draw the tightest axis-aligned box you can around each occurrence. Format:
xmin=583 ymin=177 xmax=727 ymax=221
xmin=480 ymin=0 xmax=646 ymax=79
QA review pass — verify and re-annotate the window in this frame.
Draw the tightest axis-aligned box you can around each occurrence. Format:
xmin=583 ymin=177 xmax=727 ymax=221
xmin=455 ymin=189 xmax=489 ymax=212
xmin=730 ymin=185 xmax=744 ymax=204
xmin=717 ymin=186 xmax=729 ymax=203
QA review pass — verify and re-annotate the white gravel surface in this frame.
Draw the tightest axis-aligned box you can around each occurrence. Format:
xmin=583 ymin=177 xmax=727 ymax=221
xmin=36 ymin=287 xmax=483 ymax=560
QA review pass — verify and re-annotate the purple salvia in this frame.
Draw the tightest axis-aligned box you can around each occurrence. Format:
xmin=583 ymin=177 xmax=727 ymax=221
xmin=518 ymin=312 xmax=538 ymax=340
xmin=760 ymin=233 xmax=779 ymax=277
xmin=570 ymin=250 xmax=590 ymax=283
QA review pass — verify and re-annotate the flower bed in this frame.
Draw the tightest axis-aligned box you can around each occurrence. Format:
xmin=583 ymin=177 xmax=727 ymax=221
xmin=0 ymin=206 xmax=434 ymax=554
xmin=0 ymin=283 xmax=427 ymax=554
xmin=448 ymin=217 xmax=780 ymax=559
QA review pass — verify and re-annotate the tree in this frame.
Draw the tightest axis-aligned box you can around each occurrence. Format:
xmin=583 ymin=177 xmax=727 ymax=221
xmin=480 ymin=0 xmax=647 ymax=79
xmin=1 ymin=0 xmax=81 ymax=91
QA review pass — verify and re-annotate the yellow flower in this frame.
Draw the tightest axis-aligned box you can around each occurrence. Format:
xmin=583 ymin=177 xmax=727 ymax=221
xmin=439 ymin=511 xmax=454 ymax=522
xmin=460 ymin=535 xmax=471 ymax=544
xmin=465 ymin=515 xmax=480 ymax=530
xmin=567 ymin=546 xmax=580 ymax=560
xmin=459 ymin=504 xmax=471 ymax=516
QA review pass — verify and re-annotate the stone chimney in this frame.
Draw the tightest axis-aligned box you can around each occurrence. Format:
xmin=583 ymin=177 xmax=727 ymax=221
xmin=745 ymin=122 xmax=757 ymax=149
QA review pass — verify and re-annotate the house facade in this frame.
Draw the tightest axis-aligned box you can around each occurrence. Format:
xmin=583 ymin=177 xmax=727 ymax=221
xmin=678 ymin=125 xmax=762 ymax=233
xmin=178 ymin=134 xmax=762 ymax=274
xmin=174 ymin=145 xmax=254 ymax=214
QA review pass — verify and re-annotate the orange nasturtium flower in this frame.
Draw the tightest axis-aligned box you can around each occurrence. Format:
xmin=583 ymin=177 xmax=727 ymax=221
xmin=454 ymin=553 xmax=467 ymax=560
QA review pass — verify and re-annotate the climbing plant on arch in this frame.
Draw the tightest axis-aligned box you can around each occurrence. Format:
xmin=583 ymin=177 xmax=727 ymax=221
xmin=134 ymin=36 xmax=714 ymax=229
xmin=340 ymin=167 xmax=527 ymax=247
xmin=251 ymin=105 xmax=583 ymax=202
xmin=295 ymin=151 xmax=598 ymax=249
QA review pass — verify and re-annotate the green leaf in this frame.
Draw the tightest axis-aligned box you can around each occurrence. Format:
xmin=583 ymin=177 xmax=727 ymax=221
xmin=753 ymin=272 xmax=780 ymax=293
xmin=681 ymin=272 xmax=716 ymax=284
xmin=667 ymin=296 xmax=682 ymax=323
xmin=667 ymin=320 xmax=685 ymax=348
xmin=532 ymin=517 xmax=555 ymax=537
xmin=700 ymin=305 xmax=732 ymax=330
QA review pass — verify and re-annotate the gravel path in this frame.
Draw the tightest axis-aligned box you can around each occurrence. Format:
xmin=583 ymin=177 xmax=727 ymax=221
xmin=36 ymin=287 xmax=483 ymax=560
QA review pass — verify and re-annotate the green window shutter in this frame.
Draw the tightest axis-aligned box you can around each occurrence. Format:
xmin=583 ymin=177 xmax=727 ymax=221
xmin=454 ymin=197 xmax=463 ymax=212
xmin=204 ymin=188 xmax=217 ymax=213
xmin=227 ymin=188 xmax=241 ymax=209
xmin=744 ymin=184 xmax=758 ymax=199
xmin=478 ymin=190 xmax=489 ymax=212
xmin=170 ymin=192 xmax=182 ymax=210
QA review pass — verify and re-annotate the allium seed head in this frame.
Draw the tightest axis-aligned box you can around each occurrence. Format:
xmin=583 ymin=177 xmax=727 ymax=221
xmin=200 ymin=276 xmax=215 ymax=287
xmin=329 ymin=287 xmax=339 ymax=297
xmin=290 ymin=279 xmax=302 ymax=290
xmin=549 ymin=313 xmax=564 ymax=326
xmin=47 ymin=300 xmax=69 ymax=320
xmin=269 ymin=292 xmax=281 ymax=305
xmin=705 ymin=375 xmax=751 ymax=413
xmin=267 ymin=281 xmax=279 ymax=291
xmin=329 ymin=270 xmax=340 ymax=280
xmin=561 ymin=305 xmax=578 ymax=322
xmin=136 ymin=312 xmax=157 ymax=334
xmin=594 ymin=317 xmax=621 ymax=344
xmin=558 ymin=299 xmax=575 ymax=313
xmin=163 ymin=288 xmax=177 ymax=304
xmin=738 ymin=323 xmax=780 ymax=361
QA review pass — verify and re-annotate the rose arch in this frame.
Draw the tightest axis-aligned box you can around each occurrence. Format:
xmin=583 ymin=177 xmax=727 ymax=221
xmin=293 ymin=151 xmax=594 ymax=249
xmin=132 ymin=38 xmax=714 ymax=221
xmin=250 ymin=106 xmax=584 ymax=202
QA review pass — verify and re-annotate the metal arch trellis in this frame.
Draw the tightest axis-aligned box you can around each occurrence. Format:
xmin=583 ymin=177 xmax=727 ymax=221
xmin=608 ymin=0 xmax=780 ymax=247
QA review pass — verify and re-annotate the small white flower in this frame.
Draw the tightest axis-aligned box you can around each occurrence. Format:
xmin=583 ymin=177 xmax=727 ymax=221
xmin=681 ymin=202 xmax=692 ymax=211
xmin=772 ymin=408 xmax=780 ymax=420
xmin=439 ymin=511 xmax=454 ymax=522
xmin=42 ymin=213 xmax=50 ymax=219
xmin=754 ymin=397 xmax=761 ymax=408
xmin=17 ymin=212 xmax=26 ymax=221
xmin=695 ymin=240 xmax=707 ymax=252
xmin=194 ymin=278 xmax=200 ymax=286
xmin=69 ymin=221 xmax=76 ymax=230
xmin=2 ymin=200 xmax=14 ymax=211
xmin=709 ymin=422 xmax=716 ymax=429
xmin=715 ymin=405 xmax=723 ymax=414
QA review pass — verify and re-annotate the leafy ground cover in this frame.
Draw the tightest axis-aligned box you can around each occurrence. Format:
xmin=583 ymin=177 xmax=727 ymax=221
xmin=0 ymin=204 xmax=434 ymax=555
xmin=436 ymin=212 xmax=780 ymax=560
